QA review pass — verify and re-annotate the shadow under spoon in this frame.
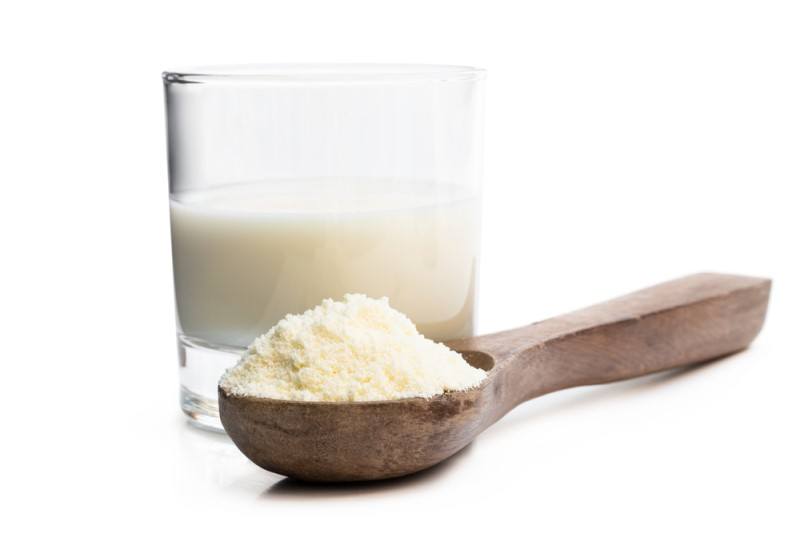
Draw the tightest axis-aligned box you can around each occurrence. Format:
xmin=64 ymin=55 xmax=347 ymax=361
xmin=219 ymin=272 xmax=771 ymax=482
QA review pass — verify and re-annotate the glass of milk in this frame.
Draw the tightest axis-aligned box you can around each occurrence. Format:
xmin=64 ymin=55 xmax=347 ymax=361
xmin=163 ymin=64 xmax=486 ymax=430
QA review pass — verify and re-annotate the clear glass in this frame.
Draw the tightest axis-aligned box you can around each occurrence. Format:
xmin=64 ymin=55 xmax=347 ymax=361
xmin=164 ymin=64 xmax=486 ymax=430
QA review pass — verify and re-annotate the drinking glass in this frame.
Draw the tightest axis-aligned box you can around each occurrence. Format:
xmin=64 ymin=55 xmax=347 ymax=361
xmin=163 ymin=64 xmax=486 ymax=430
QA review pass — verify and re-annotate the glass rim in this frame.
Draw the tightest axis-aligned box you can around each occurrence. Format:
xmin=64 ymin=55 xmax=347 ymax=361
xmin=163 ymin=63 xmax=486 ymax=84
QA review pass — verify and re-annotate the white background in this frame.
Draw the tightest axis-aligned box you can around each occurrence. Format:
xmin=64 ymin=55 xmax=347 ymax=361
xmin=1 ymin=1 xmax=798 ymax=532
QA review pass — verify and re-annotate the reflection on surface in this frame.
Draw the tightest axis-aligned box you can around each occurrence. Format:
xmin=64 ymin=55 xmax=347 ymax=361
xmin=178 ymin=419 xmax=283 ymax=496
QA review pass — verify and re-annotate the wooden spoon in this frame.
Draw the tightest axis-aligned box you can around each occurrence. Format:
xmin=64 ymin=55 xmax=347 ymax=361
xmin=219 ymin=273 xmax=770 ymax=482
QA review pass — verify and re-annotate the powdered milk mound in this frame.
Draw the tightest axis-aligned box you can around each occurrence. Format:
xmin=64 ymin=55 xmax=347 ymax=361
xmin=219 ymin=294 xmax=487 ymax=401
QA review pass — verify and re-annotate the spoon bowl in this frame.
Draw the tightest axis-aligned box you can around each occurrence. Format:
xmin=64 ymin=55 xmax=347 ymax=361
xmin=219 ymin=380 xmax=491 ymax=482
xmin=220 ymin=273 xmax=771 ymax=482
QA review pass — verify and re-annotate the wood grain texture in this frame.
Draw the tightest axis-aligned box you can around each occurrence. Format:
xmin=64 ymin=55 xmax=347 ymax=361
xmin=219 ymin=273 xmax=770 ymax=482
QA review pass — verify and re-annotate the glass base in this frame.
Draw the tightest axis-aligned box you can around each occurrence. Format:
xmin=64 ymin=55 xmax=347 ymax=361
xmin=178 ymin=335 xmax=243 ymax=432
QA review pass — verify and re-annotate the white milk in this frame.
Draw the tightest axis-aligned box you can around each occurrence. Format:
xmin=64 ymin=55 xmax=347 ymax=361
xmin=170 ymin=179 xmax=480 ymax=348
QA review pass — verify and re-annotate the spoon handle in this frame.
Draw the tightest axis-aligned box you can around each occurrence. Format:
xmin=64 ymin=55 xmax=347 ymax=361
xmin=451 ymin=273 xmax=770 ymax=415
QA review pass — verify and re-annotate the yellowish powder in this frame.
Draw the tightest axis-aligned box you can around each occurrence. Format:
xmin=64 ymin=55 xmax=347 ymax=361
xmin=219 ymin=294 xmax=486 ymax=401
